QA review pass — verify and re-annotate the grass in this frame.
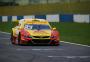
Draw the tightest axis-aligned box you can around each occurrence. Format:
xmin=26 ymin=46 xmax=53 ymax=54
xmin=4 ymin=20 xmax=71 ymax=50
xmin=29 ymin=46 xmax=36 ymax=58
xmin=0 ymin=22 xmax=17 ymax=33
xmin=0 ymin=22 xmax=90 ymax=46
xmin=50 ymin=22 xmax=90 ymax=46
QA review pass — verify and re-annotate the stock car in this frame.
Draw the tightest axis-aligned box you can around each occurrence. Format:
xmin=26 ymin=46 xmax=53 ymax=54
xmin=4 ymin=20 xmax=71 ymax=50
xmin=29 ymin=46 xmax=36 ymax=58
xmin=11 ymin=19 xmax=60 ymax=45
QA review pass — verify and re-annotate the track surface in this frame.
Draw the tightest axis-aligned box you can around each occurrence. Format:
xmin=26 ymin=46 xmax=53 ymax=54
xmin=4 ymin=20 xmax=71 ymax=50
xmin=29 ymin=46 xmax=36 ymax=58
xmin=0 ymin=32 xmax=90 ymax=62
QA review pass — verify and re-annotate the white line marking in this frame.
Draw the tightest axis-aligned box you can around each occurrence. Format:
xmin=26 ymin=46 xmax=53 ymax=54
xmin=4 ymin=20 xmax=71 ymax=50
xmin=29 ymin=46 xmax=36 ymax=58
xmin=48 ymin=56 xmax=90 ymax=58
xmin=60 ymin=41 xmax=90 ymax=48
xmin=32 ymin=49 xmax=63 ymax=51
xmin=0 ymin=31 xmax=10 ymax=34
xmin=16 ymin=48 xmax=63 ymax=51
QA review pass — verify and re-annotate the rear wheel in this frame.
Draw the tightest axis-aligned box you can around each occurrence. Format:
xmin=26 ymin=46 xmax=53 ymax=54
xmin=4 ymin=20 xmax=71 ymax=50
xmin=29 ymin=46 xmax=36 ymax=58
xmin=11 ymin=32 xmax=14 ymax=44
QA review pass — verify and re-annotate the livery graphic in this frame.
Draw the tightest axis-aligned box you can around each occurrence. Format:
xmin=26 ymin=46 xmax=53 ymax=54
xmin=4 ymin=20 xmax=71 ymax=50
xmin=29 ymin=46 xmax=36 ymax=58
xmin=11 ymin=19 xmax=60 ymax=45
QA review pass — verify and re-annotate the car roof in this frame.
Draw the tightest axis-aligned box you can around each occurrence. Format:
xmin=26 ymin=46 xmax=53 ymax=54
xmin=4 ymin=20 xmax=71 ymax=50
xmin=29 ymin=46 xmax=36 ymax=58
xmin=18 ymin=18 xmax=51 ymax=28
xmin=23 ymin=18 xmax=49 ymax=25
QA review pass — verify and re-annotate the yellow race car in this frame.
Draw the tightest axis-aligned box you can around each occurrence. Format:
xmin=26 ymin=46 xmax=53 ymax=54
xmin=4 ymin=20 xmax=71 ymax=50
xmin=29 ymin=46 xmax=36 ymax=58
xmin=11 ymin=19 xmax=60 ymax=45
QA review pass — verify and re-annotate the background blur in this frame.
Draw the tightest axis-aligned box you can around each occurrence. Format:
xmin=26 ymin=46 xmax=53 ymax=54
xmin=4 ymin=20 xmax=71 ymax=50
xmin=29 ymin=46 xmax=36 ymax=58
xmin=0 ymin=0 xmax=90 ymax=5
xmin=0 ymin=0 xmax=90 ymax=15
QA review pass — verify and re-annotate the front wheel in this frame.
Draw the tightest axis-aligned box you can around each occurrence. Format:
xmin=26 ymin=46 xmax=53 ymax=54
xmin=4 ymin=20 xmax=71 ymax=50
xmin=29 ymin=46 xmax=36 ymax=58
xmin=18 ymin=33 xmax=22 ymax=45
xmin=51 ymin=41 xmax=60 ymax=46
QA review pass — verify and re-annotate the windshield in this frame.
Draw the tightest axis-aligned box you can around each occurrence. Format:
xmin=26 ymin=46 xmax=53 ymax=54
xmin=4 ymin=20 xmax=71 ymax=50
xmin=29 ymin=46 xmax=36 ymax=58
xmin=24 ymin=24 xmax=50 ymax=30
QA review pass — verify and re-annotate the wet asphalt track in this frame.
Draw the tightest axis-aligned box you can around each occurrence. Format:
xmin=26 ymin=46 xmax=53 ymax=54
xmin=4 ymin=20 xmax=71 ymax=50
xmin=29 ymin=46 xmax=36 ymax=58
xmin=0 ymin=32 xmax=90 ymax=62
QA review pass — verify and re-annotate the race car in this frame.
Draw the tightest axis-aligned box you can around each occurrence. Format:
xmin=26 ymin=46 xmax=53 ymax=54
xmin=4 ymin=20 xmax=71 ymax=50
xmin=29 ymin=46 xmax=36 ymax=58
xmin=11 ymin=18 xmax=60 ymax=45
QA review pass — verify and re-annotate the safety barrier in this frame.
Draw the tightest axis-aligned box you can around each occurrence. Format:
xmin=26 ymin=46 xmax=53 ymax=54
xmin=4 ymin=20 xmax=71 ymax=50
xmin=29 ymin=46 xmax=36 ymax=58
xmin=0 ymin=14 xmax=90 ymax=23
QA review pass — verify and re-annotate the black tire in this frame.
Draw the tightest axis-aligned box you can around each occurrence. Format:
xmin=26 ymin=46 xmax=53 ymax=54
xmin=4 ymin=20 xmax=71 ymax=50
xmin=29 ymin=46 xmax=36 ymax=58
xmin=52 ymin=41 xmax=60 ymax=46
xmin=54 ymin=44 xmax=59 ymax=46
xmin=18 ymin=32 xmax=21 ymax=45
xmin=11 ymin=32 xmax=14 ymax=44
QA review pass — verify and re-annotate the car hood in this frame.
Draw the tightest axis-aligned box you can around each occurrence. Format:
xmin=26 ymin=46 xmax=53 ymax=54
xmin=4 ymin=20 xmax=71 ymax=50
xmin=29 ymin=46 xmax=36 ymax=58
xmin=26 ymin=30 xmax=51 ymax=36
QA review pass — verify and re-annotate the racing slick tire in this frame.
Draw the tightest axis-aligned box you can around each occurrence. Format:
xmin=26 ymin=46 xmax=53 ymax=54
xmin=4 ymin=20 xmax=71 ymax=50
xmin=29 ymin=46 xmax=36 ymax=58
xmin=18 ymin=32 xmax=22 ymax=45
xmin=54 ymin=44 xmax=59 ymax=46
xmin=11 ymin=32 xmax=15 ymax=44
xmin=51 ymin=41 xmax=60 ymax=46
xmin=51 ymin=44 xmax=59 ymax=46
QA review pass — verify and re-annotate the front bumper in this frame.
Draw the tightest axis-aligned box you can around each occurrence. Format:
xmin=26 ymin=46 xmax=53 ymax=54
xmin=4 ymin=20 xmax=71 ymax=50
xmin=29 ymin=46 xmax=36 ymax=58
xmin=32 ymin=39 xmax=50 ymax=44
xmin=21 ymin=38 xmax=59 ymax=45
xmin=21 ymin=36 xmax=59 ymax=45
